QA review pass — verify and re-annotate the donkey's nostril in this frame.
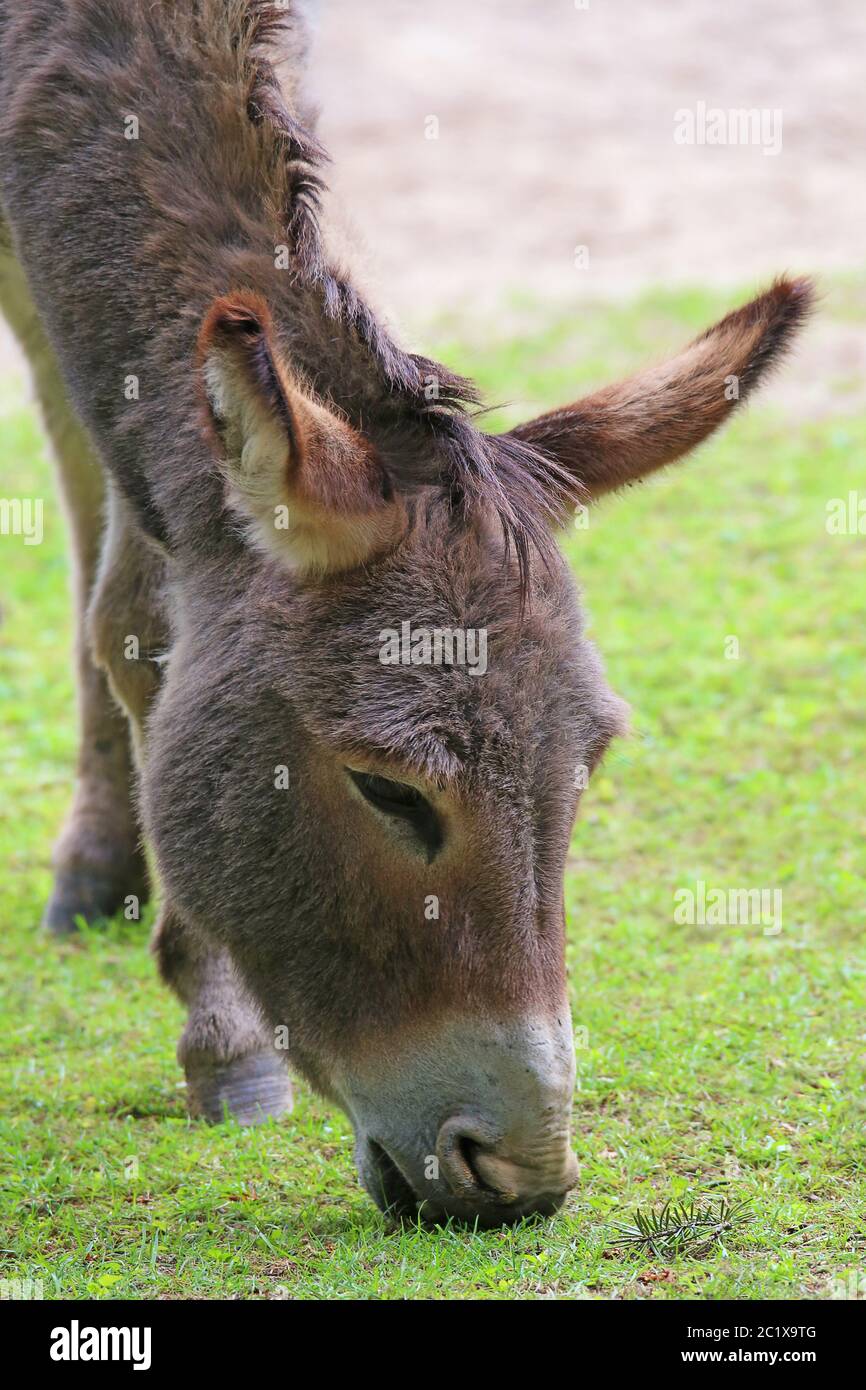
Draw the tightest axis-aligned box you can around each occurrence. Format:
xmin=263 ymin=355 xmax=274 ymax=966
xmin=462 ymin=1138 xmax=518 ymax=1200
xmin=436 ymin=1115 xmax=548 ymax=1206
xmin=436 ymin=1113 xmax=579 ymax=1214
xmin=436 ymin=1115 xmax=503 ymax=1199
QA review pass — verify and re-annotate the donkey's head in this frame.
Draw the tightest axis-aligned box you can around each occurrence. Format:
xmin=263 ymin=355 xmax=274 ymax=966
xmin=142 ymin=277 xmax=810 ymax=1225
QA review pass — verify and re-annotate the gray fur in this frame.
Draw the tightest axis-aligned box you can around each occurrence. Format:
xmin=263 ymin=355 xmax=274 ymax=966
xmin=0 ymin=0 xmax=811 ymax=1224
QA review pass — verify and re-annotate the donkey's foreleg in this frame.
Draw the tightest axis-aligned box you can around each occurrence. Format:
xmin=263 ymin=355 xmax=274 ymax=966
xmin=0 ymin=250 xmax=148 ymax=932
xmin=92 ymin=491 xmax=291 ymax=1124
xmin=152 ymin=906 xmax=293 ymax=1124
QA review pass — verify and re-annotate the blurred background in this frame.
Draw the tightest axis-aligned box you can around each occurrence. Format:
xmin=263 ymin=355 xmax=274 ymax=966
xmin=302 ymin=0 xmax=866 ymax=422
xmin=3 ymin=0 xmax=865 ymax=412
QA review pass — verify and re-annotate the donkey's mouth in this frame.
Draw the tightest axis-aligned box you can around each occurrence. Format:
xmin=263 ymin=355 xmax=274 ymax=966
xmin=358 ymin=1134 xmax=572 ymax=1229
xmin=362 ymin=1140 xmax=419 ymax=1221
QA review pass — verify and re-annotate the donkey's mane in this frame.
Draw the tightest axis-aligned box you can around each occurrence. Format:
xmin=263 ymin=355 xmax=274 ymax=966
xmin=237 ymin=0 xmax=576 ymax=594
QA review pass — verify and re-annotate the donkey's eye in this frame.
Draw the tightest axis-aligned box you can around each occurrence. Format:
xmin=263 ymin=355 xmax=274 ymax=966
xmin=347 ymin=770 xmax=442 ymax=858
xmin=349 ymin=771 xmax=420 ymax=811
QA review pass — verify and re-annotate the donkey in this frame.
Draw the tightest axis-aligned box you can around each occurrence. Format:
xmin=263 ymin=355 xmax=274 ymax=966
xmin=0 ymin=0 xmax=811 ymax=1225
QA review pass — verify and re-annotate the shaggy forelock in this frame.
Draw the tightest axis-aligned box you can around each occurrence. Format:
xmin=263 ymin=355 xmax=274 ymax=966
xmin=250 ymin=497 xmax=619 ymax=787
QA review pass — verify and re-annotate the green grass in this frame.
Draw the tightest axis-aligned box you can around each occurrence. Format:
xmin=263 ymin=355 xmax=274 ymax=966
xmin=1 ymin=285 xmax=865 ymax=1300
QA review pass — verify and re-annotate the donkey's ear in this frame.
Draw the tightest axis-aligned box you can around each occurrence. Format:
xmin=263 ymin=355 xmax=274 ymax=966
xmin=198 ymin=292 xmax=403 ymax=573
xmin=505 ymin=278 xmax=814 ymax=505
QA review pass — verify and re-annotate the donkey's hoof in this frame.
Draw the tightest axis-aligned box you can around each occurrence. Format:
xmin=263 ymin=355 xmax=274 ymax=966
xmin=41 ymin=866 xmax=146 ymax=936
xmin=185 ymin=1051 xmax=293 ymax=1126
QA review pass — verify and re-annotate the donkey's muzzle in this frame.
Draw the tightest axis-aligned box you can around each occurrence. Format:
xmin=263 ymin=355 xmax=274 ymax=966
xmin=343 ymin=1013 xmax=578 ymax=1227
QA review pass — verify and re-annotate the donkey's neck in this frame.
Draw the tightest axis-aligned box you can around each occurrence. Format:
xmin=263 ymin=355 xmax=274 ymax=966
xmin=0 ymin=1 xmax=387 ymax=563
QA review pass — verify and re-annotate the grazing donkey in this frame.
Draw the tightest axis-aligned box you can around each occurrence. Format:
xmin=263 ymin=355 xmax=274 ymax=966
xmin=0 ymin=0 xmax=811 ymax=1225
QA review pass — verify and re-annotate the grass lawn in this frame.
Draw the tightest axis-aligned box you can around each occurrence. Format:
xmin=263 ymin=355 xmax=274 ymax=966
xmin=1 ymin=284 xmax=864 ymax=1300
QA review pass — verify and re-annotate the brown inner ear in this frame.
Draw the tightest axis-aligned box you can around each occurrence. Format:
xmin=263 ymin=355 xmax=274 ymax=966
xmin=198 ymin=291 xmax=298 ymax=448
xmin=197 ymin=290 xmax=406 ymax=574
